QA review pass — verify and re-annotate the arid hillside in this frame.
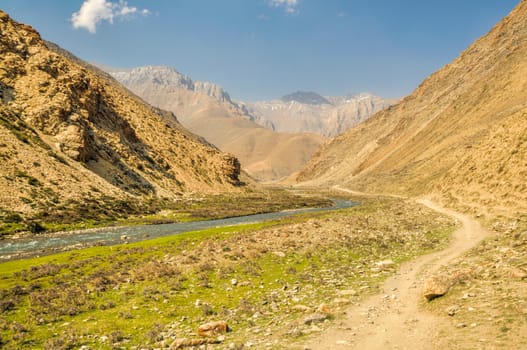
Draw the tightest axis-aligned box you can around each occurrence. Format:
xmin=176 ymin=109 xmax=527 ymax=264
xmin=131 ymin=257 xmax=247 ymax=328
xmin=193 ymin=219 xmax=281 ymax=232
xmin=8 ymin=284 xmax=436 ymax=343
xmin=0 ymin=11 xmax=242 ymax=222
xmin=298 ymin=1 xmax=527 ymax=217
xmin=109 ymin=66 xmax=326 ymax=181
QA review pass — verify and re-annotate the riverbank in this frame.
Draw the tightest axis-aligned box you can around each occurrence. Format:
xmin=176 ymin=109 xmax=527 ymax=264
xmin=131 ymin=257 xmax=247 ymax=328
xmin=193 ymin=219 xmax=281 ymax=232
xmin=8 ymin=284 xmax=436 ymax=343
xmin=0 ymin=198 xmax=356 ymax=261
xmin=0 ymin=188 xmax=331 ymax=238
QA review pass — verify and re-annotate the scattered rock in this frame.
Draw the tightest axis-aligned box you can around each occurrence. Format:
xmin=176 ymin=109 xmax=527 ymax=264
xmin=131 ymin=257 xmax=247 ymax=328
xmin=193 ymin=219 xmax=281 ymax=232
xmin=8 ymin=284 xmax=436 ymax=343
xmin=304 ymin=313 xmax=329 ymax=325
xmin=170 ymin=338 xmax=222 ymax=349
xmin=197 ymin=321 xmax=230 ymax=337
xmin=336 ymin=340 xmax=352 ymax=346
xmin=273 ymin=251 xmax=286 ymax=258
xmin=333 ymin=298 xmax=351 ymax=305
xmin=375 ymin=259 xmax=395 ymax=270
xmin=317 ymin=303 xmax=333 ymax=315
xmin=99 ymin=335 xmax=108 ymax=343
xmin=447 ymin=305 xmax=460 ymax=316
xmin=231 ymin=279 xmax=238 ymax=286
xmin=462 ymin=292 xmax=477 ymax=299
xmin=292 ymin=305 xmax=310 ymax=313
xmin=337 ymin=289 xmax=357 ymax=297
xmin=456 ymin=323 xmax=467 ymax=328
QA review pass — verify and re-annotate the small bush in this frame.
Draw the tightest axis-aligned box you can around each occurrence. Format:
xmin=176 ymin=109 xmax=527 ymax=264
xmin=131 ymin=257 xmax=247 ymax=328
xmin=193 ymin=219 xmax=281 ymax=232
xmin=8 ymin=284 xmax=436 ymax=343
xmin=27 ymin=177 xmax=40 ymax=186
xmin=3 ymin=213 xmax=23 ymax=223
xmin=146 ymin=323 xmax=164 ymax=343
xmin=27 ymin=221 xmax=45 ymax=234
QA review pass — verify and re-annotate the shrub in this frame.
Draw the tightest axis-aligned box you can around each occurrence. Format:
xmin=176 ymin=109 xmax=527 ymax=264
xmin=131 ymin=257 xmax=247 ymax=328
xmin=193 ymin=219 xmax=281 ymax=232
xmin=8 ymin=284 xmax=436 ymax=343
xmin=3 ymin=212 xmax=22 ymax=223
xmin=27 ymin=221 xmax=45 ymax=234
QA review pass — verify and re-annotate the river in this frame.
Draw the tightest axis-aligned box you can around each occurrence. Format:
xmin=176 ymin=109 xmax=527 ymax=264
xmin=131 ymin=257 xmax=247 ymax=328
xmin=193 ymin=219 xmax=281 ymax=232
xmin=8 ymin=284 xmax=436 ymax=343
xmin=0 ymin=199 xmax=357 ymax=261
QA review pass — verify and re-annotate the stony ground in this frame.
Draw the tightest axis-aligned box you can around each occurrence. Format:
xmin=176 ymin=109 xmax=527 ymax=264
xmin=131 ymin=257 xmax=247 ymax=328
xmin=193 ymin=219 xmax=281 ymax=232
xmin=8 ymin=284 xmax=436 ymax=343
xmin=423 ymin=216 xmax=527 ymax=350
xmin=302 ymin=197 xmax=527 ymax=350
xmin=0 ymin=194 xmax=455 ymax=349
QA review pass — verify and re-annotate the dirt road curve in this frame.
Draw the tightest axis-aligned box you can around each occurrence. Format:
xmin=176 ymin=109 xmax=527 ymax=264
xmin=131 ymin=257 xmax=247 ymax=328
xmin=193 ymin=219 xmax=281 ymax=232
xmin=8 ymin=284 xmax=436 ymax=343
xmin=303 ymin=198 xmax=491 ymax=350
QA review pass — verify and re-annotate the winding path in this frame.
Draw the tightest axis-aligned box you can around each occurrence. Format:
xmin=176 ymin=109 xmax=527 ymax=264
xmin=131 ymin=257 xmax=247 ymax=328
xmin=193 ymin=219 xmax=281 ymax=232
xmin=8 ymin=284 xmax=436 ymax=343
xmin=304 ymin=195 xmax=491 ymax=349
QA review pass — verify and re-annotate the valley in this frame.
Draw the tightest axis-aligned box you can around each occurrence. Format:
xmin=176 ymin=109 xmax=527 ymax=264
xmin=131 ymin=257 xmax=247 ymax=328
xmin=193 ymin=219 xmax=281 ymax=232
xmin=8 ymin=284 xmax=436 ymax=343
xmin=0 ymin=191 xmax=458 ymax=349
xmin=1 ymin=1 xmax=526 ymax=350
xmin=107 ymin=66 xmax=390 ymax=181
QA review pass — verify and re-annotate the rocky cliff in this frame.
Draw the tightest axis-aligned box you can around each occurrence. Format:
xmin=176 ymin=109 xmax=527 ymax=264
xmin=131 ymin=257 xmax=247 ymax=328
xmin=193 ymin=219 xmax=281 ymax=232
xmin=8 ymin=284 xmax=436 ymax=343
xmin=0 ymin=11 xmax=241 ymax=222
xmin=297 ymin=1 xmax=527 ymax=217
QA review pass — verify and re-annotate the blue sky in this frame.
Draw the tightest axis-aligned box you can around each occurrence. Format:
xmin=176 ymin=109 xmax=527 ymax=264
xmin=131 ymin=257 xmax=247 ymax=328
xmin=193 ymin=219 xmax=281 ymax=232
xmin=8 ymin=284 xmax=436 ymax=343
xmin=0 ymin=0 xmax=520 ymax=101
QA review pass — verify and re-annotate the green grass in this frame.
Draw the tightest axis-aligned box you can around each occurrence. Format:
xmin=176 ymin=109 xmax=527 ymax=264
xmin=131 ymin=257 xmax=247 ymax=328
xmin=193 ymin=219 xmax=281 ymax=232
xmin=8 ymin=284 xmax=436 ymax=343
xmin=0 ymin=197 xmax=456 ymax=349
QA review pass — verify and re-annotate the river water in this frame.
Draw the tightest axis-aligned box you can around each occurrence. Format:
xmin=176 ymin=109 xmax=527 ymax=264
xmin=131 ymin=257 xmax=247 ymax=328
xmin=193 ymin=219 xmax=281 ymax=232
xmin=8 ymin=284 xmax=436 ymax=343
xmin=0 ymin=199 xmax=357 ymax=261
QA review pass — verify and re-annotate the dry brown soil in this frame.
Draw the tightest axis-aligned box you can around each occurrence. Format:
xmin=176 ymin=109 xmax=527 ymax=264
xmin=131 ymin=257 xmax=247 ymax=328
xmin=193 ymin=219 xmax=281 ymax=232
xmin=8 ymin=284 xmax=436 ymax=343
xmin=303 ymin=197 xmax=491 ymax=349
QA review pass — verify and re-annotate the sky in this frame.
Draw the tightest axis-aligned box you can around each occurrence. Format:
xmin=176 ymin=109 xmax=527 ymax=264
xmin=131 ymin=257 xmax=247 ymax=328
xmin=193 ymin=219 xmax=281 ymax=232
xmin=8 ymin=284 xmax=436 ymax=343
xmin=0 ymin=0 xmax=520 ymax=101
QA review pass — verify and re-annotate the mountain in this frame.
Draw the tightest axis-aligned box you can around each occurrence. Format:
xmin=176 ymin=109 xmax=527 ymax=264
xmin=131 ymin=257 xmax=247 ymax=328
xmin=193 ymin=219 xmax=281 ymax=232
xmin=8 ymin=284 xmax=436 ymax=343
xmin=107 ymin=66 xmax=326 ymax=181
xmin=244 ymin=92 xmax=394 ymax=137
xmin=110 ymin=66 xmax=235 ymax=105
xmin=0 ymin=11 xmax=242 ymax=222
xmin=281 ymin=91 xmax=331 ymax=105
xmin=297 ymin=2 xmax=527 ymax=217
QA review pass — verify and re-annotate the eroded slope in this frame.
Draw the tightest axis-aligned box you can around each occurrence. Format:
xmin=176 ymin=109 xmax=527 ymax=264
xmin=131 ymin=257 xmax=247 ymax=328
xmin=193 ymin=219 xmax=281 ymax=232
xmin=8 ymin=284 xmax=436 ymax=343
xmin=0 ymin=11 xmax=241 ymax=223
xmin=298 ymin=1 xmax=527 ymax=217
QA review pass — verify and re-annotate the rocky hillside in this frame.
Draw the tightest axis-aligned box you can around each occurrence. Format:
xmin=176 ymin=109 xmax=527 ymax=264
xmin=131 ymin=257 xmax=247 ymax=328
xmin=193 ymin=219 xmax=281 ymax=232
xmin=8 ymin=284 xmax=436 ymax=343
xmin=108 ymin=66 xmax=326 ymax=181
xmin=0 ymin=11 xmax=242 ymax=222
xmin=244 ymin=92 xmax=394 ymax=137
xmin=297 ymin=1 xmax=527 ymax=217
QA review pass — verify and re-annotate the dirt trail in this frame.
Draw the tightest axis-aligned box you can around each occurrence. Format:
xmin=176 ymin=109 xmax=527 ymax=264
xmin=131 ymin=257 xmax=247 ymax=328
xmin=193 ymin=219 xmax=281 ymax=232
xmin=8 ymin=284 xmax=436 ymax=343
xmin=303 ymin=196 xmax=491 ymax=350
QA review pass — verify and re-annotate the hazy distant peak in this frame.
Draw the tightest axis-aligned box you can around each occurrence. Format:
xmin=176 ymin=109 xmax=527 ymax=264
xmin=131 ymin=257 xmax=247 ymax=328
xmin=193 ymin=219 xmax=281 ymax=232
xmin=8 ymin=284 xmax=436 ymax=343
xmin=111 ymin=65 xmax=193 ymax=88
xmin=281 ymin=91 xmax=331 ymax=105
xmin=107 ymin=65 xmax=233 ymax=103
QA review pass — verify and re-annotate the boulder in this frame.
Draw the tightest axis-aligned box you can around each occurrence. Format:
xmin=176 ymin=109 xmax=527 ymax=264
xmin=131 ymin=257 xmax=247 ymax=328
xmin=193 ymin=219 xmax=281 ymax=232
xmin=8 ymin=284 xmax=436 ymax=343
xmin=376 ymin=259 xmax=395 ymax=270
xmin=304 ymin=313 xmax=329 ymax=325
xmin=423 ymin=270 xmax=473 ymax=301
xmin=291 ymin=305 xmax=310 ymax=313
xmin=423 ymin=275 xmax=453 ymax=301
xmin=197 ymin=321 xmax=230 ymax=337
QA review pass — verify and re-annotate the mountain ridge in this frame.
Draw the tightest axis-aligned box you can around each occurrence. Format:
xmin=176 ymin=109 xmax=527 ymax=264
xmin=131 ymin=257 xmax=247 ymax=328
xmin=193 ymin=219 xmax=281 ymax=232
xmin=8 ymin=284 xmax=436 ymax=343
xmin=281 ymin=91 xmax=331 ymax=105
xmin=244 ymin=92 xmax=394 ymax=137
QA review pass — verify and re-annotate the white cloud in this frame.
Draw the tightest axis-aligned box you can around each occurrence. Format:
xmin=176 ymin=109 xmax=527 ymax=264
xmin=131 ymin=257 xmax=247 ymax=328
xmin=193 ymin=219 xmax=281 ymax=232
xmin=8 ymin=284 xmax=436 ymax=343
xmin=71 ymin=0 xmax=150 ymax=34
xmin=267 ymin=0 xmax=299 ymax=14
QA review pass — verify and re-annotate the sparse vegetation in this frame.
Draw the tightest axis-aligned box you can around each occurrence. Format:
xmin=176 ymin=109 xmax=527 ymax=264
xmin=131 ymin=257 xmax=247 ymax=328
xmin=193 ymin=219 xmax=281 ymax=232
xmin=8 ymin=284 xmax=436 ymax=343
xmin=0 ymin=196 xmax=455 ymax=349
xmin=0 ymin=188 xmax=330 ymax=237
xmin=424 ymin=219 xmax=527 ymax=349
